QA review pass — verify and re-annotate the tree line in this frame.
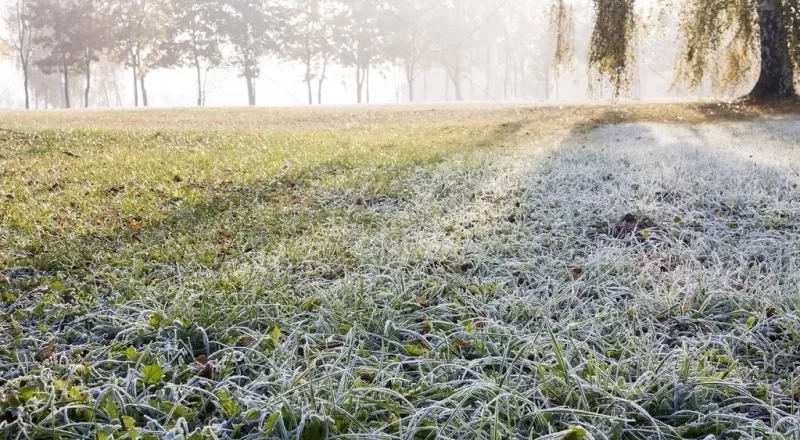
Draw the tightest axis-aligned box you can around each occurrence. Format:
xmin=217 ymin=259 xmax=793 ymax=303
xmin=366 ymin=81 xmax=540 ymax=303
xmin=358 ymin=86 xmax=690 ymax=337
xmin=4 ymin=0 xmax=583 ymax=109
xmin=4 ymin=0 xmax=799 ymax=110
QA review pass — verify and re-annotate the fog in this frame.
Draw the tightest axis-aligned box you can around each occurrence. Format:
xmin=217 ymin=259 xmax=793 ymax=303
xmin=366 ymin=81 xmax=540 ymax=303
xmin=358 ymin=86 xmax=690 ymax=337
xmin=0 ymin=0 xmax=752 ymax=109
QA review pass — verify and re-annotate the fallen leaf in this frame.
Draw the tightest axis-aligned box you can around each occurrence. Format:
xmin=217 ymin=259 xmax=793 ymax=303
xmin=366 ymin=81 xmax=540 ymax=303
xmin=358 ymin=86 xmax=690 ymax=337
xmin=453 ymin=340 xmax=469 ymax=352
xmin=474 ymin=321 xmax=488 ymax=330
xmin=571 ymin=267 xmax=584 ymax=280
xmin=129 ymin=221 xmax=143 ymax=233
xmin=237 ymin=336 xmax=256 ymax=346
xmin=416 ymin=296 xmax=427 ymax=307
xmin=35 ymin=339 xmax=55 ymax=362
xmin=197 ymin=363 xmax=212 ymax=379
xmin=195 ymin=354 xmax=208 ymax=365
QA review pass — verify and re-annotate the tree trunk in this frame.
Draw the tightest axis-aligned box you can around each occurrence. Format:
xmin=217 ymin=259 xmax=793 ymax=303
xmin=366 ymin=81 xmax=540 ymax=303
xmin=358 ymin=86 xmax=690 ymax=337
xmin=447 ymin=66 xmax=463 ymax=101
xmin=366 ymin=65 xmax=371 ymax=104
xmin=194 ymin=56 xmax=203 ymax=107
xmin=246 ymin=74 xmax=256 ymax=106
xmin=406 ymin=60 xmax=415 ymax=102
xmin=132 ymin=64 xmax=139 ymax=107
xmin=63 ymin=56 xmax=71 ymax=109
xmin=23 ymin=65 xmax=29 ymax=110
xmin=84 ymin=54 xmax=91 ymax=108
xmin=140 ymin=77 xmax=148 ymax=107
xmin=356 ymin=65 xmax=363 ymax=104
xmin=305 ymin=58 xmax=313 ymax=105
xmin=749 ymin=0 xmax=796 ymax=101
xmin=317 ymin=58 xmax=327 ymax=105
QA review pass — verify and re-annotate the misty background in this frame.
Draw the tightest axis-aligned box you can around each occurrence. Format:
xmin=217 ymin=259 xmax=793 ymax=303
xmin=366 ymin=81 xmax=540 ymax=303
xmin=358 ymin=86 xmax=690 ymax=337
xmin=0 ymin=0 xmax=750 ymax=109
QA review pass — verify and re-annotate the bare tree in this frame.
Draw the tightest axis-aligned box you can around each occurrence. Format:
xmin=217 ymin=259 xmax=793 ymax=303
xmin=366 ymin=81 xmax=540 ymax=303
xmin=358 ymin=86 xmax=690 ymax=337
xmin=4 ymin=0 xmax=36 ymax=109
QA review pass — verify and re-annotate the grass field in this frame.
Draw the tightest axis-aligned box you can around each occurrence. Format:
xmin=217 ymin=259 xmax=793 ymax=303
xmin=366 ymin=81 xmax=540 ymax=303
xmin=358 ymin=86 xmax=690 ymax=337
xmin=1 ymin=103 xmax=800 ymax=439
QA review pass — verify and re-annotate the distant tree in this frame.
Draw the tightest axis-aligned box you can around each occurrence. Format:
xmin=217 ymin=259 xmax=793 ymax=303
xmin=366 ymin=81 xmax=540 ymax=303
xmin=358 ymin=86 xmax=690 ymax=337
xmin=335 ymin=0 xmax=385 ymax=103
xmin=28 ymin=0 xmax=89 ymax=108
xmin=3 ymin=0 xmax=36 ymax=109
xmin=166 ymin=0 xmax=223 ymax=106
xmin=588 ymin=0 xmax=800 ymax=101
xmin=109 ymin=0 xmax=170 ymax=107
xmin=218 ymin=0 xmax=283 ymax=106
xmin=285 ymin=0 xmax=336 ymax=105
xmin=383 ymin=0 xmax=436 ymax=102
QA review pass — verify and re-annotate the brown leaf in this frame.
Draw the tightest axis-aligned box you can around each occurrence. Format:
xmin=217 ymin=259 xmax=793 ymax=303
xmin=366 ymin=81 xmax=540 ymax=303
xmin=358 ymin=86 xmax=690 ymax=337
xmin=197 ymin=363 xmax=213 ymax=379
xmin=237 ymin=336 xmax=256 ymax=346
xmin=195 ymin=354 xmax=209 ymax=365
xmin=35 ymin=340 xmax=56 ymax=362
xmin=219 ymin=229 xmax=233 ymax=240
xmin=571 ymin=267 xmax=584 ymax=280
xmin=474 ymin=321 xmax=488 ymax=330
xmin=129 ymin=221 xmax=143 ymax=241
xmin=766 ymin=308 xmax=776 ymax=319
xmin=172 ymin=174 xmax=184 ymax=183
xmin=453 ymin=340 xmax=469 ymax=353
xmin=128 ymin=221 xmax=143 ymax=234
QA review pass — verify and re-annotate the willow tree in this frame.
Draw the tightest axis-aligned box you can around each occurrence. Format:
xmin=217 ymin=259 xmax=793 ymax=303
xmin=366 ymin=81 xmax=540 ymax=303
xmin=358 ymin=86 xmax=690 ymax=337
xmin=588 ymin=0 xmax=800 ymax=101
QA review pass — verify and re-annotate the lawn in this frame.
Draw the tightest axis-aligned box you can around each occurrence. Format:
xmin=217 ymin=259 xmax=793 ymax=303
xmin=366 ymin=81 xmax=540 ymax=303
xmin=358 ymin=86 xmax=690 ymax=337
xmin=1 ymin=103 xmax=800 ymax=439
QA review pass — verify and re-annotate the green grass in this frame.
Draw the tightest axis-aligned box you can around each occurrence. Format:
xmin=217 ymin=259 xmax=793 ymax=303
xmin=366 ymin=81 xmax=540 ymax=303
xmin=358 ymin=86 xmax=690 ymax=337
xmin=1 ymin=104 xmax=800 ymax=440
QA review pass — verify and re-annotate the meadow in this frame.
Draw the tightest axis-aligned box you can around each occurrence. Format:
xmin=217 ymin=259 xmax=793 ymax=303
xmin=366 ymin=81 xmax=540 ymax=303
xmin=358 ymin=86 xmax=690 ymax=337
xmin=1 ymin=103 xmax=800 ymax=439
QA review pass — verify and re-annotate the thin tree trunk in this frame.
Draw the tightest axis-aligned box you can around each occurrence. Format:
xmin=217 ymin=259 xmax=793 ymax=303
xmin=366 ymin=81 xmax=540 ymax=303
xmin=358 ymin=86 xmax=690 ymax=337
xmin=356 ymin=65 xmax=363 ymax=104
xmin=23 ymin=65 xmax=29 ymax=110
xmin=194 ymin=55 xmax=203 ymax=106
xmin=305 ymin=58 xmax=313 ymax=105
xmin=749 ymin=0 xmax=795 ymax=100
xmin=366 ymin=64 xmax=371 ymax=104
xmin=140 ymin=77 xmax=148 ymax=107
xmin=423 ymin=70 xmax=427 ymax=101
xmin=132 ymin=64 xmax=139 ymax=107
xmin=112 ymin=68 xmax=122 ymax=107
xmin=406 ymin=60 xmax=415 ymax=102
xmin=317 ymin=58 xmax=327 ymax=105
xmin=62 ymin=56 xmax=71 ymax=109
xmin=84 ymin=53 xmax=91 ymax=108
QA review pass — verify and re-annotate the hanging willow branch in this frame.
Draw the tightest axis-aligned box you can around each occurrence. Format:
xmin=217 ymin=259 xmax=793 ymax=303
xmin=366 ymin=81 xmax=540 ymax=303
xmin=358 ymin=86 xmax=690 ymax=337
xmin=588 ymin=0 xmax=638 ymax=95
xmin=550 ymin=0 xmax=576 ymax=76
xmin=675 ymin=0 xmax=757 ymax=95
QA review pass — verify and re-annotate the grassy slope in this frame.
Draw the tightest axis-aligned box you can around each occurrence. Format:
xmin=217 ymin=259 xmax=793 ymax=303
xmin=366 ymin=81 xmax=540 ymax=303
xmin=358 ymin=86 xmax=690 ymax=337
xmin=1 ymin=103 xmax=799 ymax=439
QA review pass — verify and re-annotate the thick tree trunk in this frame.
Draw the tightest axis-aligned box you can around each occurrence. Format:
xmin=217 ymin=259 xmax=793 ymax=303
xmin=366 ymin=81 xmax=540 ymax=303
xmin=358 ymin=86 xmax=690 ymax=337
xmin=246 ymin=74 xmax=256 ymax=106
xmin=63 ymin=56 xmax=71 ymax=109
xmin=406 ymin=61 xmax=415 ymax=102
xmin=447 ymin=65 xmax=463 ymax=101
xmin=140 ymin=77 xmax=148 ymax=107
xmin=749 ymin=0 xmax=795 ymax=101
